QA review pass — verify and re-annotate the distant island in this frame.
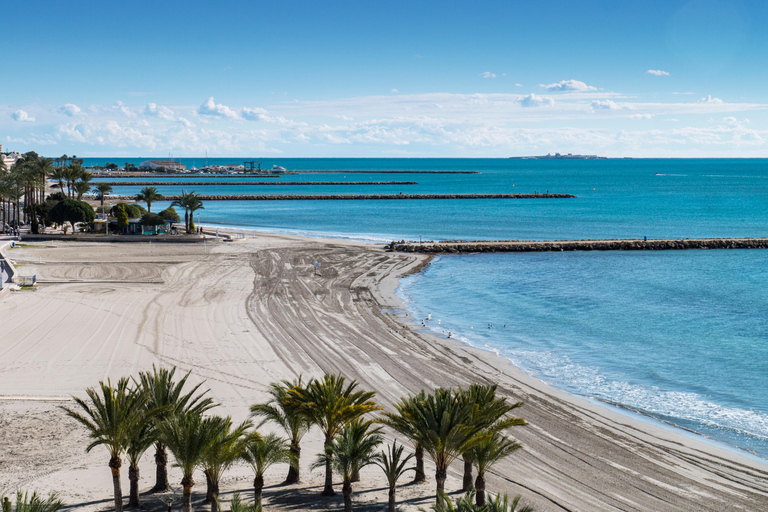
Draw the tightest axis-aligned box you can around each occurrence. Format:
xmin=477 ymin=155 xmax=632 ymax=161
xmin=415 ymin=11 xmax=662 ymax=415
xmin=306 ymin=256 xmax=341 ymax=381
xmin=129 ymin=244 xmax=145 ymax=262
xmin=510 ymin=153 xmax=609 ymax=160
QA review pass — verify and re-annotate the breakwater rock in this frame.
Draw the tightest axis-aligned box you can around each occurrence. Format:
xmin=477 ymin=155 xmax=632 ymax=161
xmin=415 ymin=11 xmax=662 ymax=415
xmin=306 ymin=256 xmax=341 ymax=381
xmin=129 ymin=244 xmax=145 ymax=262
xmin=108 ymin=193 xmax=575 ymax=201
xmin=98 ymin=181 xmax=419 ymax=186
xmin=387 ymin=238 xmax=768 ymax=253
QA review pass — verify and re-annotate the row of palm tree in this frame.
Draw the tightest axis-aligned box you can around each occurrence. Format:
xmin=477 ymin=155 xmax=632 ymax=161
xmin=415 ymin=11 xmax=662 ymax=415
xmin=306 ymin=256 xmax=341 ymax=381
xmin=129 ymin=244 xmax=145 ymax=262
xmin=65 ymin=368 xmax=529 ymax=512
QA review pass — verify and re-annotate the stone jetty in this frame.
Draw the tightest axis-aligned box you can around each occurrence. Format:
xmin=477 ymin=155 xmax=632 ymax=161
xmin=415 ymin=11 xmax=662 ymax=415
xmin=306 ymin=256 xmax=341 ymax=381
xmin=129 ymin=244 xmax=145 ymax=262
xmin=387 ymin=237 xmax=768 ymax=253
xmin=108 ymin=193 xmax=575 ymax=201
xmin=98 ymin=181 xmax=419 ymax=186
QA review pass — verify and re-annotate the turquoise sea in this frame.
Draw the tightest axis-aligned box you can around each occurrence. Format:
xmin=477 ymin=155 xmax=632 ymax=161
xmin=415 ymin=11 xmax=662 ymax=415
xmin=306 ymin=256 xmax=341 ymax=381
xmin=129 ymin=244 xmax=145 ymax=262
xmin=87 ymin=158 xmax=768 ymax=459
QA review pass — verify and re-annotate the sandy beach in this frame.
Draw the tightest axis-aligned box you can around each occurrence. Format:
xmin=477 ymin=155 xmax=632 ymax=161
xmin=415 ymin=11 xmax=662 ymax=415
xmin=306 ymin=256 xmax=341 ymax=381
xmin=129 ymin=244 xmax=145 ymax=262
xmin=1 ymin=233 xmax=767 ymax=512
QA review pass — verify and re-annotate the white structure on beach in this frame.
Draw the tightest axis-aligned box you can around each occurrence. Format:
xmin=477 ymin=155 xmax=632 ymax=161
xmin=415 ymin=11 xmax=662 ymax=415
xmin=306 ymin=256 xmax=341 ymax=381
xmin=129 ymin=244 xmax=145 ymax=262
xmin=139 ymin=160 xmax=186 ymax=171
xmin=0 ymin=145 xmax=22 ymax=169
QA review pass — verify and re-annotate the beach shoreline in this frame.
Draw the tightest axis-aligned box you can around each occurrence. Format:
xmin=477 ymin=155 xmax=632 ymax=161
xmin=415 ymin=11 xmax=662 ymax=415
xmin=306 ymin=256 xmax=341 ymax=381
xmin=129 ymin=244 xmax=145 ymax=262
xmin=1 ymin=233 xmax=767 ymax=511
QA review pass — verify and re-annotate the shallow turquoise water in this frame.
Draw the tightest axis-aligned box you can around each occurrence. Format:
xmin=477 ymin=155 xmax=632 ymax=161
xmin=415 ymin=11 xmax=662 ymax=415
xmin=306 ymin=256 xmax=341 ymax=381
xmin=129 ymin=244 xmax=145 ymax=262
xmin=86 ymin=157 xmax=768 ymax=458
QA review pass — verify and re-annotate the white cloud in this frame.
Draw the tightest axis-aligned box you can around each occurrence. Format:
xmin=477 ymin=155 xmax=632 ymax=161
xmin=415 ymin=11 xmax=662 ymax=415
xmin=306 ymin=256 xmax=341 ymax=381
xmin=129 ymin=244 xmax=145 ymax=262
xmin=629 ymin=113 xmax=653 ymax=119
xmin=391 ymin=88 xmax=399 ymax=93
xmin=698 ymin=95 xmax=723 ymax=104
xmin=58 ymin=103 xmax=82 ymax=117
xmin=519 ymin=93 xmax=554 ymax=108
xmin=241 ymin=107 xmax=269 ymax=121
xmin=144 ymin=103 xmax=175 ymax=120
xmin=540 ymin=80 xmax=597 ymax=92
xmin=647 ymin=69 xmax=670 ymax=76
xmin=591 ymin=100 xmax=623 ymax=110
xmin=197 ymin=96 xmax=239 ymax=118
xmin=11 ymin=110 xmax=34 ymax=122
xmin=515 ymin=83 xmax=523 ymax=87
xmin=479 ymin=71 xmax=496 ymax=79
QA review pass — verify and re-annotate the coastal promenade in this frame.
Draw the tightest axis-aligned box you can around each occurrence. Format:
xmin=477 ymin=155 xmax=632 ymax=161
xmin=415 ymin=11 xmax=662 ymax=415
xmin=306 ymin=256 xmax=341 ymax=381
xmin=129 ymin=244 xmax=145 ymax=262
xmin=388 ymin=237 xmax=768 ymax=253
xmin=108 ymin=193 xmax=576 ymax=201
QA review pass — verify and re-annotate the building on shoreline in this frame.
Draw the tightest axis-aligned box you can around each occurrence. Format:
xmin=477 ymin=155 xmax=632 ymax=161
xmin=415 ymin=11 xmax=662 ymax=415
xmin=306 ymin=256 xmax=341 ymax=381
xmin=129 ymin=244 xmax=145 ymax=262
xmin=138 ymin=160 xmax=187 ymax=171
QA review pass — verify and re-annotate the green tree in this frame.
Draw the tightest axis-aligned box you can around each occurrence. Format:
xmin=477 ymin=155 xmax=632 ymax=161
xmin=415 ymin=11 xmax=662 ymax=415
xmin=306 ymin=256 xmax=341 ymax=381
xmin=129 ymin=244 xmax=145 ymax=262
xmin=313 ymin=419 xmax=382 ymax=512
xmin=393 ymin=388 xmax=485 ymax=502
xmin=201 ymin=418 xmax=250 ymax=511
xmin=159 ymin=412 xmax=229 ymax=512
xmin=93 ymin=183 xmax=113 ymax=209
xmin=458 ymin=385 xmax=525 ymax=492
xmin=140 ymin=212 xmax=165 ymax=227
xmin=135 ymin=365 xmax=215 ymax=493
xmin=115 ymin=204 xmax=129 ymax=232
xmin=240 ymin=433 xmax=291 ymax=509
xmin=171 ymin=190 xmax=204 ymax=234
xmin=381 ymin=390 xmax=427 ymax=483
xmin=374 ymin=441 xmax=416 ymax=512
xmin=158 ymin=207 xmax=181 ymax=226
xmin=470 ymin=433 xmax=522 ymax=506
xmin=250 ymin=377 xmax=312 ymax=484
xmin=136 ymin=186 xmax=164 ymax=213
xmin=62 ymin=378 xmax=152 ymax=512
xmin=126 ymin=423 xmax=158 ymax=508
xmin=1 ymin=491 xmax=64 ymax=512
xmin=421 ymin=491 xmax=534 ymax=512
xmin=286 ymin=373 xmax=381 ymax=496
xmin=74 ymin=180 xmax=91 ymax=201
xmin=49 ymin=198 xmax=95 ymax=232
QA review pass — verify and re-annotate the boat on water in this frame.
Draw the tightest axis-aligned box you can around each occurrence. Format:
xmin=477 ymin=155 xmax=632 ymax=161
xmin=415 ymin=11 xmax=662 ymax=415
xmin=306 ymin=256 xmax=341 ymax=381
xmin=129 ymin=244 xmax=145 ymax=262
xmin=270 ymin=165 xmax=287 ymax=173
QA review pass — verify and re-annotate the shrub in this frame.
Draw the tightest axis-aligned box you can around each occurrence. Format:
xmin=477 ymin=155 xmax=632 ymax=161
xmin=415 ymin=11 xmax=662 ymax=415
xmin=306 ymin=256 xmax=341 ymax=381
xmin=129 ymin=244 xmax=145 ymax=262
xmin=49 ymin=199 xmax=95 ymax=232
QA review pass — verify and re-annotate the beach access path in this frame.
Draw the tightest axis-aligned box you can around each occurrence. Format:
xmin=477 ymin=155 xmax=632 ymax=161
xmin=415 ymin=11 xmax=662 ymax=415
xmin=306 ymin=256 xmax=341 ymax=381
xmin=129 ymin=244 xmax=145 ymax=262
xmin=0 ymin=235 xmax=766 ymax=512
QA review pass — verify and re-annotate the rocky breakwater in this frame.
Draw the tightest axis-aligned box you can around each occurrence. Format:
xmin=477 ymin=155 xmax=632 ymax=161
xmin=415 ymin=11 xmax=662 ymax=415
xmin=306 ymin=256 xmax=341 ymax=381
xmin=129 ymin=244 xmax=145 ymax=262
xmin=97 ymin=181 xmax=420 ymax=186
xmin=116 ymin=193 xmax=576 ymax=201
xmin=387 ymin=237 xmax=768 ymax=253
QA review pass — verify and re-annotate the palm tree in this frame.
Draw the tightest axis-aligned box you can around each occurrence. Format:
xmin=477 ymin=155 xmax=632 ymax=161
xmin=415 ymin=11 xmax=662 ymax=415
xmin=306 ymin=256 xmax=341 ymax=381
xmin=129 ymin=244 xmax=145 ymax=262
xmin=74 ymin=180 xmax=91 ymax=201
xmin=470 ymin=433 xmax=522 ymax=507
xmin=1 ymin=490 xmax=64 ymax=512
xmin=62 ymin=164 xmax=82 ymax=199
xmin=49 ymin=166 xmax=67 ymax=193
xmin=159 ymin=412 xmax=229 ymax=512
xmin=421 ymin=490 xmax=534 ymax=512
xmin=126 ymin=423 xmax=158 ymax=508
xmin=458 ymin=385 xmax=526 ymax=492
xmin=395 ymin=388 xmax=486 ymax=502
xmin=286 ymin=373 xmax=381 ymax=496
xmin=374 ymin=441 xmax=416 ymax=512
xmin=382 ymin=390 xmax=427 ymax=483
xmin=250 ymin=377 xmax=312 ymax=484
xmin=201 ymin=418 xmax=251 ymax=511
xmin=93 ymin=183 xmax=113 ymax=214
xmin=225 ymin=493 xmax=258 ymax=512
xmin=240 ymin=433 xmax=291 ymax=509
xmin=135 ymin=365 xmax=215 ymax=493
xmin=62 ymin=378 xmax=152 ymax=512
xmin=136 ymin=186 xmax=164 ymax=213
xmin=314 ymin=419 xmax=382 ymax=512
xmin=171 ymin=190 xmax=204 ymax=234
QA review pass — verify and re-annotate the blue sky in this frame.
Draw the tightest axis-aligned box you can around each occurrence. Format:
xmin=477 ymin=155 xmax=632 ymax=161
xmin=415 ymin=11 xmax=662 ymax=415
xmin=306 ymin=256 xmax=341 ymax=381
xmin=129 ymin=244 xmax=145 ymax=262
xmin=2 ymin=0 xmax=768 ymax=157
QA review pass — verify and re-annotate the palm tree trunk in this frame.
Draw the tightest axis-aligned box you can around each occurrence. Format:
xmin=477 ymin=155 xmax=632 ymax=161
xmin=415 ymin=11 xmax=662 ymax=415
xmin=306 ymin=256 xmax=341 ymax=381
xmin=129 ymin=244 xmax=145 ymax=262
xmin=285 ymin=442 xmax=300 ymax=484
xmin=342 ymin=479 xmax=353 ymax=512
xmin=475 ymin=472 xmax=487 ymax=507
xmin=351 ymin=469 xmax=360 ymax=482
xmin=152 ymin=442 xmax=170 ymax=492
xmin=204 ymin=472 xmax=214 ymax=503
xmin=110 ymin=456 xmax=124 ymax=512
xmin=254 ymin=475 xmax=264 ymax=508
xmin=210 ymin=480 xmax=220 ymax=512
xmin=413 ymin=444 xmax=425 ymax=483
xmin=182 ymin=487 xmax=192 ymax=512
xmin=128 ymin=464 xmax=140 ymax=508
xmin=388 ymin=485 xmax=396 ymax=512
xmin=435 ymin=466 xmax=447 ymax=503
xmin=322 ymin=441 xmax=334 ymax=496
xmin=461 ymin=455 xmax=474 ymax=492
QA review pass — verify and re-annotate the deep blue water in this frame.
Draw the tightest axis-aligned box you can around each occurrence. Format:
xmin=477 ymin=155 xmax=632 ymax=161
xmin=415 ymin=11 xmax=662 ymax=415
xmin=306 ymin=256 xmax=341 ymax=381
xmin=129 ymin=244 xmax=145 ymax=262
xmin=85 ymin=157 xmax=768 ymax=458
